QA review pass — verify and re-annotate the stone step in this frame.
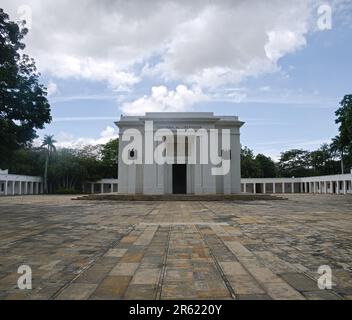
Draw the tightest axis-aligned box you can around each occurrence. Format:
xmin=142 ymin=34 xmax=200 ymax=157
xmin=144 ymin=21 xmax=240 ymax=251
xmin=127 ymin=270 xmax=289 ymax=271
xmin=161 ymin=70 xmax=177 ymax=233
xmin=73 ymin=194 xmax=287 ymax=202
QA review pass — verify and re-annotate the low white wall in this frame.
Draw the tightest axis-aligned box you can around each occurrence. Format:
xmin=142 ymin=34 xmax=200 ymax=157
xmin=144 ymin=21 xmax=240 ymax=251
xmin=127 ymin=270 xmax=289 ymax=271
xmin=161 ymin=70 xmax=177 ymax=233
xmin=241 ymin=171 xmax=352 ymax=195
xmin=83 ymin=179 xmax=119 ymax=194
xmin=4 ymin=172 xmax=350 ymax=196
xmin=0 ymin=174 xmax=43 ymax=196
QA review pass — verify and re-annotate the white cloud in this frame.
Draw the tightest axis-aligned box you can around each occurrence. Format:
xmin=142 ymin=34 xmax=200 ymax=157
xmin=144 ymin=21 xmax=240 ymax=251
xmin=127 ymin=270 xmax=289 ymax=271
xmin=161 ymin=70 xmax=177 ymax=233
xmin=147 ymin=1 xmax=311 ymax=87
xmin=121 ymin=85 xmax=207 ymax=115
xmin=47 ymin=81 xmax=58 ymax=96
xmin=1 ymin=0 xmax=316 ymax=90
xmin=53 ymin=116 xmax=117 ymax=122
xmin=45 ymin=56 xmax=140 ymax=91
xmin=53 ymin=126 xmax=118 ymax=149
xmin=264 ymin=30 xmax=306 ymax=62
xmin=208 ymin=87 xmax=247 ymax=103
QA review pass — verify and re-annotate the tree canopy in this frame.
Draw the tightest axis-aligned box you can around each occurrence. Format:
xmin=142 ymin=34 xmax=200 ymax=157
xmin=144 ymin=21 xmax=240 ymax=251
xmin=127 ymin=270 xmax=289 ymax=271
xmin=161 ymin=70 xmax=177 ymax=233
xmin=0 ymin=8 xmax=51 ymax=168
xmin=332 ymin=94 xmax=352 ymax=172
xmin=278 ymin=149 xmax=311 ymax=177
xmin=7 ymin=138 xmax=119 ymax=193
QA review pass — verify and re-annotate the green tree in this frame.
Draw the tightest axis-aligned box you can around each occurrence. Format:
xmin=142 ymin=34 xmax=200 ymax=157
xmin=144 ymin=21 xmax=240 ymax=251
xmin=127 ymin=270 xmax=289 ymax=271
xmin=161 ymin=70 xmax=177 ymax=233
xmin=241 ymin=147 xmax=260 ymax=178
xmin=41 ymin=135 xmax=56 ymax=193
xmin=330 ymin=136 xmax=343 ymax=174
xmin=255 ymin=154 xmax=277 ymax=178
xmin=48 ymin=148 xmax=106 ymax=193
xmin=8 ymin=147 xmax=44 ymax=176
xmin=310 ymin=143 xmax=339 ymax=176
xmin=335 ymin=95 xmax=352 ymax=150
xmin=74 ymin=146 xmax=105 ymax=182
xmin=100 ymin=138 xmax=119 ymax=178
xmin=48 ymin=149 xmax=80 ymax=193
xmin=0 ymin=9 xmax=51 ymax=169
xmin=333 ymin=94 xmax=352 ymax=173
xmin=278 ymin=149 xmax=312 ymax=177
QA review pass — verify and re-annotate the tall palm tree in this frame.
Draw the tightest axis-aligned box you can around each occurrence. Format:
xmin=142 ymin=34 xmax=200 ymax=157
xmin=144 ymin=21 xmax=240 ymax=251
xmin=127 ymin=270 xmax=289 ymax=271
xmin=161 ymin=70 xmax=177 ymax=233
xmin=41 ymin=135 xmax=56 ymax=193
xmin=331 ymin=136 xmax=345 ymax=174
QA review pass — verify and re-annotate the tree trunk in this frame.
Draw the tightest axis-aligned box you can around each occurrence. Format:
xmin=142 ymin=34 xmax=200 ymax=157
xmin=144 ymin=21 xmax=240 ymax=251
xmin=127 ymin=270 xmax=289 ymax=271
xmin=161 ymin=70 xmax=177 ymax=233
xmin=341 ymin=150 xmax=344 ymax=174
xmin=44 ymin=152 xmax=49 ymax=193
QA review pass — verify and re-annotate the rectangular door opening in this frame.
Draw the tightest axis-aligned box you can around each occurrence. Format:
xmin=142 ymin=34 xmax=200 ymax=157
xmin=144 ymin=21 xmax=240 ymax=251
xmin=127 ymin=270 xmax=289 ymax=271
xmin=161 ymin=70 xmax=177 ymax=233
xmin=172 ymin=164 xmax=187 ymax=194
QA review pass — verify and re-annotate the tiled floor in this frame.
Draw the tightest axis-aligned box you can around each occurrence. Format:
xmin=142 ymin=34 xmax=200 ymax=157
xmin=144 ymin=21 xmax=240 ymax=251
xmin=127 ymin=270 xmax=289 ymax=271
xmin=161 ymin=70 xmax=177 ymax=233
xmin=0 ymin=194 xmax=351 ymax=300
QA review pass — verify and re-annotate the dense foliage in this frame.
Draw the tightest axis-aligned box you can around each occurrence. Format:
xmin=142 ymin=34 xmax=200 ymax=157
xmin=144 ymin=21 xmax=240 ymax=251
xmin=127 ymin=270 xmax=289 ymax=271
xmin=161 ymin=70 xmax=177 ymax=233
xmin=7 ymin=139 xmax=119 ymax=193
xmin=241 ymin=143 xmax=342 ymax=179
xmin=0 ymin=9 xmax=51 ymax=168
xmin=332 ymin=94 xmax=352 ymax=172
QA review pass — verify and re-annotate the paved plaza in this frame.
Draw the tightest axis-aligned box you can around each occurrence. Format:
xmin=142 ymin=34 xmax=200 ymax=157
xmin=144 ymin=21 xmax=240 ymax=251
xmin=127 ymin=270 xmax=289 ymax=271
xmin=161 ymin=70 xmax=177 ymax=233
xmin=0 ymin=194 xmax=351 ymax=300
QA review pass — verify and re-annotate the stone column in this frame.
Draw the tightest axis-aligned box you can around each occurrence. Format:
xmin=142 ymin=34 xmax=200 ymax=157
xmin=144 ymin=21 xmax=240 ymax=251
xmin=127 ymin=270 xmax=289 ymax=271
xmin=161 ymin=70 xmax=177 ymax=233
xmin=35 ymin=182 xmax=39 ymax=194
xmin=243 ymin=183 xmax=246 ymax=193
xmin=291 ymin=182 xmax=294 ymax=193
xmin=156 ymin=164 xmax=165 ymax=194
xmin=101 ymin=183 xmax=104 ymax=194
xmin=336 ymin=181 xmax=339 ymax=194
xmin=223 ymin=166 xmax=231 ymax=195
xmin=194 ymin=140 xmax=202 ymax=194
xmin=111 ymin=184 xmax=114 ymax=193
xmin=343 ymin=180 xmax=347 ymax=195
xmin=91 ymin=183 xmax=94 ymax=194
xmin=128 ymin=163 xmax=137 ymax=194
xmin=4 ymin=181 xmax=8 ymax=196
xmin=19 ymin=181 xmax=22 ymax=195
xmin=282 ymin=182 xmax=285 ymax=194
xmin=263 ymin=183 xmax=266 ymax=194
xmin=253 ymin=183 xmax=256 ymax=194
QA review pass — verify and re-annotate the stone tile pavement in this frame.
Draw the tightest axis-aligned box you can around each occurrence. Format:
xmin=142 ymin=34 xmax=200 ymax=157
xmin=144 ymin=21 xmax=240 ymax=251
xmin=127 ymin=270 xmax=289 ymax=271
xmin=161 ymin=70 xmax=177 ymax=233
xmin=0 ymin=194 xmax=351 ymax=300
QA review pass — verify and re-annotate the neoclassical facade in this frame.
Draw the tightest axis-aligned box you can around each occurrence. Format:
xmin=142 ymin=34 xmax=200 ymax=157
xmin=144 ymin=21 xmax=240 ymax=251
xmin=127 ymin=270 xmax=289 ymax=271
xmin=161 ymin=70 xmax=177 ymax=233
xmin=115 ymin=112 xmax=244 ymax=195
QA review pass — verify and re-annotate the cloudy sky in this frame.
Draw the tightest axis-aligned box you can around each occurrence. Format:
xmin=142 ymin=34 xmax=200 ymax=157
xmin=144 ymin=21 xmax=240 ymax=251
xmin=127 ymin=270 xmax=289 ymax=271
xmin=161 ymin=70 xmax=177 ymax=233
xmin=2 ymin=0 xmax=352 ymax=158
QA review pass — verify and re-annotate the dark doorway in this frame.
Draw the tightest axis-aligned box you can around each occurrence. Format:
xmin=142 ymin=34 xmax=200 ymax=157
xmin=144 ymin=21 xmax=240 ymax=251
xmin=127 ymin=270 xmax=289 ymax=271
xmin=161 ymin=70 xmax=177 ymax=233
xmin=172 ymin=164 xmax=187 ymax=194
xmin=255 ymin=183 xmax=262 ymax=194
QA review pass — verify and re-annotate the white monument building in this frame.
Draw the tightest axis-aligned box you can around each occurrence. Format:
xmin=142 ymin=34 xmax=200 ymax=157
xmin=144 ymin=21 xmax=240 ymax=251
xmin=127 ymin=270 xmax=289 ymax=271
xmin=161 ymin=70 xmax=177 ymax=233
xmin=115 ymin=112 xmax=244 ymax=195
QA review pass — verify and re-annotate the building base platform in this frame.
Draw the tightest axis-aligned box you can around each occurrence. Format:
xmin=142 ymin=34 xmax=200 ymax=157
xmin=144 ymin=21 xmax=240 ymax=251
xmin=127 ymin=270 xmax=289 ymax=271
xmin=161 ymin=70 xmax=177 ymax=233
xmin=73 ymin=193 xmax=286 ymax=201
